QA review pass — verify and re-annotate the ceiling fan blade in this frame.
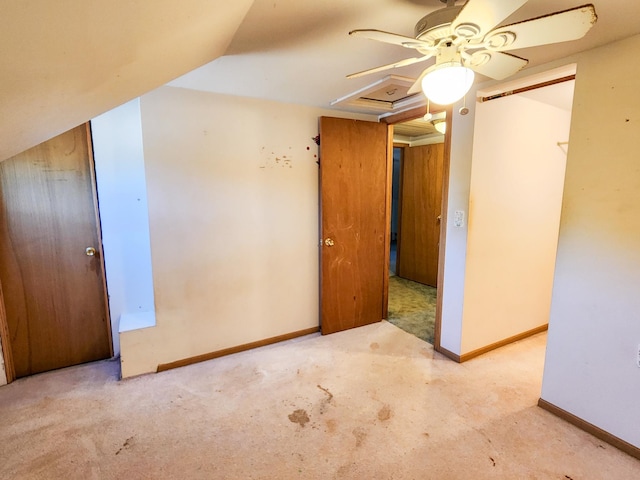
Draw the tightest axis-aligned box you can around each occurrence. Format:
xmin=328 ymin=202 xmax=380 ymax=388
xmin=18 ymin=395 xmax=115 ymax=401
xmin=347 ymin=55 xmax=434 ymax=79
xmin=349 ymin=29 xmax=435 ymax=50
xmin=465 ymin=50 xmax=528 ymax=80
xmin=486 ymin=4 xmax=597 ymax=52
xmin=407 ymin=69 xmax=429 ymax=95
xmin=452 ymin=0 xmax=528 ymax=40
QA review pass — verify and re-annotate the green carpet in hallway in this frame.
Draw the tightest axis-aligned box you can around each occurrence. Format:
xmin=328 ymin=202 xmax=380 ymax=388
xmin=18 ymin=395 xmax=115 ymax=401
xmin=387 ymin=275 xmax=436 ymax=344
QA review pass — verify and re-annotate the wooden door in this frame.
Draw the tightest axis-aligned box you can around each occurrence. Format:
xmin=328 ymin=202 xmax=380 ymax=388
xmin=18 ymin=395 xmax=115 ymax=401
xmin=0 ymin=124 xmax=111 ymax=378
xmin=397 ymin=143 xmax=444 ymax=287
xmin=319 ymin=117 xmax=392 ymax=335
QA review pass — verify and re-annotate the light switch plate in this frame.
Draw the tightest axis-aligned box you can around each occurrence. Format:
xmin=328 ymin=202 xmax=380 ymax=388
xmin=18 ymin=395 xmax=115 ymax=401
xmin=454 ymin=210 xmax=465 ymax=228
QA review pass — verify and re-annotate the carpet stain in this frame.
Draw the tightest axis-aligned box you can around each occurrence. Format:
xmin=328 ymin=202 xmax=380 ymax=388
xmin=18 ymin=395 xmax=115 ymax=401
xmin=288 ymin=409 xmax=310 ymax=427
xmin=325 ymin=419 xmax=337 ymax=434
xmin=370 ymin=342 xmax=379 ymax=350
xmin=317 ymin=384 xmax=334 ymax=414
xmin=115 ymin=436 xmax=134 ymax=455
xmin=377 ymin=404 xmax=391 ymax=421
xmin=317 ymin=384 xmax=333 ymax=401
xmin=337 ymin=463 xmax=355 ymax=477
xmin=352 ymin=427 xmax=367 ymax=447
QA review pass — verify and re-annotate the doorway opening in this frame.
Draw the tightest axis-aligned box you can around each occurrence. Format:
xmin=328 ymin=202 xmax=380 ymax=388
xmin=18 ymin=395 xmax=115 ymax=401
xmin=386 ymin=117 xmax=445 ymax=345
xmin=458 ymin=68 xmax=576 ymax=358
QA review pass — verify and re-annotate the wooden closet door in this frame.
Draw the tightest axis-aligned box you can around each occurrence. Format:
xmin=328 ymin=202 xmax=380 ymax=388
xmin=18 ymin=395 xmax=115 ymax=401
xmin=0 ymin=124 xmax=111 ymax=378
xmin=397 ymin=143 xmax=444 ymax=287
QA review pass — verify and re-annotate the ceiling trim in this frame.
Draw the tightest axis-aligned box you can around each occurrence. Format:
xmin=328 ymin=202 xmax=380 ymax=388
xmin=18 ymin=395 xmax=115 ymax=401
xmin=331 ymin=75 xmax=426 ymax=114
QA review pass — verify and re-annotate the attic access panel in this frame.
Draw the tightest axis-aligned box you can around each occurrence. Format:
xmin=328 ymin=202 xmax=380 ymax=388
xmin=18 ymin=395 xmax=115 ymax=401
xmin=331 ymin=75 xmax=425 ymax=114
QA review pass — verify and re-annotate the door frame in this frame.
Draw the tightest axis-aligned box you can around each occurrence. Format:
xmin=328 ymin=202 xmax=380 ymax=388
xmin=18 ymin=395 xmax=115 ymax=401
xmin=391 ymin=144 xmax=406 ymax=279
xmin=0 ymin=123 xmax=112 ymax=384
xmin=382 ymin=105 xmax=452 ymax=353
xmin=0 ymin=279 xmax=15 ymax=383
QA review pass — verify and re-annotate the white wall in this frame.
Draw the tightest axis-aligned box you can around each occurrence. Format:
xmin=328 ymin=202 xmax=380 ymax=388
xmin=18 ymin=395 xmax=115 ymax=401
xmin=460 ymin=91 xmax=571 ymax=353
xmin=119 ymin=86 xmax=376 ymax=377
xmin=439 ymin=91 xmax=477 ymax=355
xmin=92 ymin=99 xmax=156 ymax=356
xmin=541 ymin=34 xmax=640 ymax=448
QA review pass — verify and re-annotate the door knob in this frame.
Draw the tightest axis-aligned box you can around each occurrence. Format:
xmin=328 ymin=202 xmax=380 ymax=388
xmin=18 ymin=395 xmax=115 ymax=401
xmin=85 ymin=247 xmax=97 ymax=256
xmin=324 ymin=238 xmax=335 ymax=247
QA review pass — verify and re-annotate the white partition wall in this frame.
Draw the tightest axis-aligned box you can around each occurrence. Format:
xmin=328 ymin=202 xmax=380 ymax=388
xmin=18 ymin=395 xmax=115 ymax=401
xmin=460 ymin=86 xmax=572 ymax=354
xmin=92 ymin=99 xmax=156 ymax=356
xmin=541 ymin=34 xmax=640 ymax=449
xmin=118 ymin=87 xmax=376 ymax=377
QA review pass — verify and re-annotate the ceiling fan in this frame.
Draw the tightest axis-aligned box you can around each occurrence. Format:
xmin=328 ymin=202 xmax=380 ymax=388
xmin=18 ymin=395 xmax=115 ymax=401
xmin=348 ymin=0 xmax=597 ymax=105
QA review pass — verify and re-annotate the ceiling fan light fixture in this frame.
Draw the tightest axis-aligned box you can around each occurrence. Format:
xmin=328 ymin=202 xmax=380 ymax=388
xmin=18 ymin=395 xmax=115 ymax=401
xmin=421 ymin=61 xmax=475 ymax=105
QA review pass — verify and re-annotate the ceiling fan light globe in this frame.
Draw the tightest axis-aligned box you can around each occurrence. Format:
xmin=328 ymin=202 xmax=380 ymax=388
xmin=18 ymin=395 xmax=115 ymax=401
xmin=421 ymin=63 xmax=474 ymax=105
xmin=433 ymin=119 xmax=447 ymax=134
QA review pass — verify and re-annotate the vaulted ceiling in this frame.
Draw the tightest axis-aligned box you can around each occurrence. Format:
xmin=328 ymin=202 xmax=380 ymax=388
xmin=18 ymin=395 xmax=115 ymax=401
xmin=171 ymin=0 xmax=640 ymax=111
xmin=0 ymin=0 xmax=253 ymax=161
xmin=3 ymin=0 xmax=640 ymax=161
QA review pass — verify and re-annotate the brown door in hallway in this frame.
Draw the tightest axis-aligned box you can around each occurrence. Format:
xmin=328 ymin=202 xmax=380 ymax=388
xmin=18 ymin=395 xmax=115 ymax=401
xmin=0 ymin=124 xmax=112 ymax=379
xmin=319 ymin=117 xmax=392 ymax=334
xmin=396 ymin=143 xmax=444 ymax=287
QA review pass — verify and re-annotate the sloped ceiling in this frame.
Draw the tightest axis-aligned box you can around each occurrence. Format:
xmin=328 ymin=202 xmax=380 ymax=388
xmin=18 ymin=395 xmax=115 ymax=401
xmin=0 ymin=0 xmax=253 ymax=161
xmin=3 ymin=0 xmax=640 ymax=162
xmin=170 ymin=0 xmax=640 ymax=113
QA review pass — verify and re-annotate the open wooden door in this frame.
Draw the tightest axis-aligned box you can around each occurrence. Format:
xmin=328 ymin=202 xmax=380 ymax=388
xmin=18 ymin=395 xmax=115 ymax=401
xmin=0 ymin=124 xmax=112 ymax=379
xmin=396 ymin=143 xmax=444 ymax=287
xmin=319 ymin=117 xmax=392 ymax=335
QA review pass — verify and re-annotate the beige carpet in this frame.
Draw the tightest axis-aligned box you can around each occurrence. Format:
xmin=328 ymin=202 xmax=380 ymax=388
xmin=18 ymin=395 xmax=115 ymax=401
xmin=1 ymin=321 xmax=638 ymax=479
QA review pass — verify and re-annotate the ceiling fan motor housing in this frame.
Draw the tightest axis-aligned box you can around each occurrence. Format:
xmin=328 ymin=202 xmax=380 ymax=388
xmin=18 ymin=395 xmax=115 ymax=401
xmin=414 ymin=5 xmax=463 ymax=45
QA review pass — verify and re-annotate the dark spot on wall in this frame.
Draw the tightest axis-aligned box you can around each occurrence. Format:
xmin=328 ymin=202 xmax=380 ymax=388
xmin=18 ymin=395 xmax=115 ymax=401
xmin=489 ymin=457 xmax=496 ymax=467
xmin=370 ymin=342 xmax=379 ymax=350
